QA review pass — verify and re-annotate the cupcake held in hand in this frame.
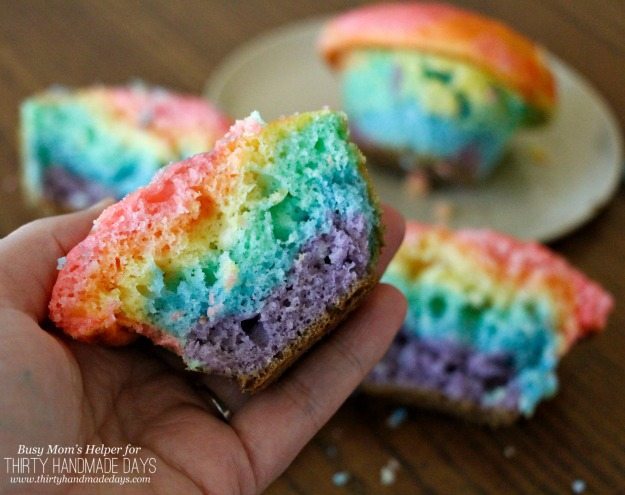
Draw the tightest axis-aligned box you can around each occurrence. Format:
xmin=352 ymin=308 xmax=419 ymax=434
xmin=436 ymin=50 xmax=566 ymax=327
xmin=50 ymin=110 xmax=382 ymax=392
xmin=364 ymin=222 xmax=612 ymax=425
xmin=320 ymin=3 xmax=556 ymax=182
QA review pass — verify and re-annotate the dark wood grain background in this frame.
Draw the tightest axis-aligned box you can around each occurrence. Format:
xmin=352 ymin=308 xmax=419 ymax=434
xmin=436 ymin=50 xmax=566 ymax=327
xmin=1 ymin=1 xmax=624 ymax=493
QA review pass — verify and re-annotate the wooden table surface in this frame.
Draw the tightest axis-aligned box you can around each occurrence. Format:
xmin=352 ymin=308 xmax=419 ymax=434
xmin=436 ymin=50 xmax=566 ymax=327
xmin=1 ymin=1 xmax=624 ymax=493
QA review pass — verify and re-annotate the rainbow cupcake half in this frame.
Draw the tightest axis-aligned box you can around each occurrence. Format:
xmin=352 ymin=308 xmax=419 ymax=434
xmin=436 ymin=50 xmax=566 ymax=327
xmin=21 ymin=84 xmax=231 ymax=211
xmin=320 ymin=3 xmax=556 ymax=181
xmin=50 ymin=110 xmax=382 ymax=392
xmin=365 ymin=222 xmax=612 ymax=424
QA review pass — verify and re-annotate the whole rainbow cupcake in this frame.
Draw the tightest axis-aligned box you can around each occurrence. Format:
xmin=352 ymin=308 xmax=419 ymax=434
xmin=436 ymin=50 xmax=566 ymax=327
xmin=320 ymin=3 xmax=556 ymax=181
xmin=21 ymin=84 xmax=231 ymax=211
xmin=365 ymin=222 xmax=612 ymax=424
xmin=50 ymin=110 xmax=382 ymax=392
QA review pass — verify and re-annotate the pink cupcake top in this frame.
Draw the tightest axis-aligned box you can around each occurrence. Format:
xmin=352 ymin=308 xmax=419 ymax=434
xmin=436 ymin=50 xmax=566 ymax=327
xmin=320 ymin=3 xmax=556 ymax=114
xmin=401 ymin=222 xmax=613 ymax=351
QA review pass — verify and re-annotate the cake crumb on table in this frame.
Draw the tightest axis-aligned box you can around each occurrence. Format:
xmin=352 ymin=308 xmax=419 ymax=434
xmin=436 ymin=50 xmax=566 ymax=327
xmin=385 ymin=407 xmax=408 ymax=429
xmin=380 ymin=466 xmax=396 ymax=486
xmin=332 ymin=471 xmax=351 ymax=487
xmin=380 ymin=458 xmax=401 ymax=486
xmin=503 ymin=445 xmax=517 ymax=458
xmin=571 ymin=479 xmax=586 ymax=493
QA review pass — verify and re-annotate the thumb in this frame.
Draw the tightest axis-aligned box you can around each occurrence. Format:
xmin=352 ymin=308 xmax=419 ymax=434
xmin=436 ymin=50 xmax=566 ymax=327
xmin=0 ymin=198 xmax=115 ymax=319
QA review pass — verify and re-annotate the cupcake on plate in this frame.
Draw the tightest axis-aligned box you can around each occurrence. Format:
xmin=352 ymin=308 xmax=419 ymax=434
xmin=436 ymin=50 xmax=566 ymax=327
xmin=320 ymin=3 xmax=556 ymax=182
xmin=50 ymin=110 xmax=382 ymax=392
xmin=364 ymin=222 xmax=612 ymax=425
xmin=21 ymin=84 xmax=231 ymax=211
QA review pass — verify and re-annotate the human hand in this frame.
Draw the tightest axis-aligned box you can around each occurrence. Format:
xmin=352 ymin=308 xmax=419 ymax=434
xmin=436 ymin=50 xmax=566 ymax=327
xmin=0 ymin=201 xmax=406 ymax=494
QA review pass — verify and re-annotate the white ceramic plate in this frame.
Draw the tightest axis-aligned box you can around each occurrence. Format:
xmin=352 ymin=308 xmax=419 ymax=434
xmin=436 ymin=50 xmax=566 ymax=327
xmin=206 ymin=18 xmax=623 ymax=242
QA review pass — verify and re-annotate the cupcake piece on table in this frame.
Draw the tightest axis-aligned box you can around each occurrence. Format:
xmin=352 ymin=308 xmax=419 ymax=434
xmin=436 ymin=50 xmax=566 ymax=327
xmin=50 ymin=110 xmax=382 ymax=392
xmin=21 ymin=84 xmax=231 ymax=211
xmin=320 ymin=3 xmax=557 ymax=182
xmin=364 ymin=222 xmax=612 ymax=425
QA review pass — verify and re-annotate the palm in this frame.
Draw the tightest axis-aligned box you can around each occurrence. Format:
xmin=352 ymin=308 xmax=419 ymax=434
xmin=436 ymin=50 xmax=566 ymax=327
xmin=4 ymin=310 xmax=256 ymax=493
xmin=0 ymin=203 xmax=405 ymax=494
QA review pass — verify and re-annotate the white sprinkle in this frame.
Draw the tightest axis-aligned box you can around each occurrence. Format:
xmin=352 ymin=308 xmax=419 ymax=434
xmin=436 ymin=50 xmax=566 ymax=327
xmin=332 ymin=471 xmax=350 ymax=487
xmin=380 ymin=457 xmax=401 ymax=486
xmin=571 ymin=479 xmax=586 ymax=493
xmin=248 ymin=110 xmax=264 ymax=124
xmin=206 ymin=302 xmax=223 ymax=318
xmin=224 ymin=269 xmax=238 ymax=289
xmin=385 ymin=407 xmax=408 ymax=429
xmin=503 ymin=445 xmax=516 ymax=458
xmin=56 ymin=257 xmax=67 ymax=270
xmin=380 ymin=466 xmax=396 ymax=486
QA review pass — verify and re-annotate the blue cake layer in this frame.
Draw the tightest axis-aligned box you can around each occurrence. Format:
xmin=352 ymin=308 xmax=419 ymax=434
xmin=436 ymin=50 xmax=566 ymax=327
xmin=381 ymin=274 xmax=559 ymax=415
xmin=185 ymin=212 xmax=371 ymax=375
xmin=22 ymin=99 xmax=168 ymax=202
xmin=341 ymin=50 xmax=531 ymax=178
xmin=20 ymin=86 xmax=231 ymax=210
xmin=139 ymin=112 xmax=380 ymax=342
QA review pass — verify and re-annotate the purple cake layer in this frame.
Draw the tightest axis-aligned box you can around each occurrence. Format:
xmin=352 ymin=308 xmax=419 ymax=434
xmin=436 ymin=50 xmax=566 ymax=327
xmin=185 ymin=213 xmax=370 ymax=375
xmin=43 ymin=165 xmax=113 ymax=210
xmin=368 ymin=330 xmax=519 ymax=409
